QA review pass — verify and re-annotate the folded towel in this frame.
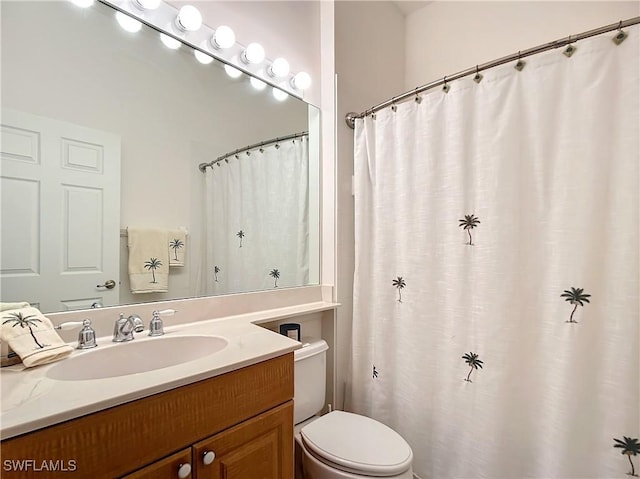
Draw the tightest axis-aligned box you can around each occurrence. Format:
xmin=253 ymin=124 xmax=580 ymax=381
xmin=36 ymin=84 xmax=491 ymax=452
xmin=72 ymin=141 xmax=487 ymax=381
xmin=128 ymin=228 xmax=169 ymax=293
xmin=168 ymin=229 xmax=187 ymax=267
xmin=0 ymin=306 xmax=73 ymax=368
xmin=0 ymin=301 xmax=30 ymax=312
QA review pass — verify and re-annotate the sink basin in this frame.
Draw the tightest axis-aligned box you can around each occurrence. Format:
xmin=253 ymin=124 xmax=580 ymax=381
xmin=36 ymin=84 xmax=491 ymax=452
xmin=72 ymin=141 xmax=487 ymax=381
xmin=46 ymin=335 xmax=228 ymax=381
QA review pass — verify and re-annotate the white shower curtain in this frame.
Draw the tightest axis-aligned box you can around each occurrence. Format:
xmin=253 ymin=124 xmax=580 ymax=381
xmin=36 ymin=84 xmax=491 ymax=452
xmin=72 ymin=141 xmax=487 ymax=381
xmin=351 ymin=28 xmax=639 ymax=479
xmin=204 ymin=137 xmax=309 ymax=295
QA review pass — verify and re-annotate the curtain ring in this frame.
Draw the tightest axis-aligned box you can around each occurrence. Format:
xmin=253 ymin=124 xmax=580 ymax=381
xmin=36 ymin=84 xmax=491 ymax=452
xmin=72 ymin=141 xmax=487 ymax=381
xmin=442 ymin=76 xmax=450 ymax=93
xmin=613 ymin=21 xmax=628 ymax=45
xmin=473 ymin=65 xmax=483 ymax=84
xmin=414 ymin=87 xmax=422 ymax=104
xmin=515 ymin=51 xmax=525 ymax=71
xmin=563 ymin=35 xmax=577 ymax=57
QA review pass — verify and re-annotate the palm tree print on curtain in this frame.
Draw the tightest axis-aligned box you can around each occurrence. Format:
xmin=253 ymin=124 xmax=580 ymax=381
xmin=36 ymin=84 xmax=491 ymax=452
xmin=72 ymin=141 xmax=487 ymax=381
xmin=462 ymin=352 xmax=484 ymax=382
xmin=169 ymin=238 xmax=184 ymax=260
xmin=459 ymin=214 xmax=481 ymax=245
xmin=236 ymin=230 xmax=245 ymax=248
xmin=2 ymin=312 xmax=46 ymax=349
xmin=144 ymin=258 xmax=162 ymax=284
xmin=269 ymin=269 xmax=280 ymax=287
xmin=392 ymin=277 xmax=406 ymax=303
xmin=214 ymin=265 xmax=220 ymax=282
xmin=613 ymin=436 xmax=640 ymax=477
xmin=561 ymin=287 xmax=591 ymax=323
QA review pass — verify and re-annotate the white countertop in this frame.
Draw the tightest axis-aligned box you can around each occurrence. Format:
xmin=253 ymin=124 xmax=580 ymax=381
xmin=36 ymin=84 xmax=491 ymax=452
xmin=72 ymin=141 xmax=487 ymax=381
xmin=0 ymin=303 xmax=338 ymax=440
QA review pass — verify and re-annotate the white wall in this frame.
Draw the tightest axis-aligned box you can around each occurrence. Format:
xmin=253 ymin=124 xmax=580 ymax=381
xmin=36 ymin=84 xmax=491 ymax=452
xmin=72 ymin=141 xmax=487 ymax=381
xmin=335 ymin=0 xmax=407 ymax=410
xmin=406 ymin=1 xmax=640 ymax=89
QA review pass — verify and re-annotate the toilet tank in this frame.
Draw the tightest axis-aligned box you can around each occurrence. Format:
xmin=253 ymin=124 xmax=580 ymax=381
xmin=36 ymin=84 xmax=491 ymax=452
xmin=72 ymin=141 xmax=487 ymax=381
xmin=293 ymin=338 xmax=328 ymax=425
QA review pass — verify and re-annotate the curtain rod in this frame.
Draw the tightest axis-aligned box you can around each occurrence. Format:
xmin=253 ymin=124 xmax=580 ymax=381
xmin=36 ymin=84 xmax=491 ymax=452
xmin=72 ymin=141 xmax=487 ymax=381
xmin=345 ymin=16 xmax=640 ymax=129
xmin=198 ymin=131 xmax=309 ymax=172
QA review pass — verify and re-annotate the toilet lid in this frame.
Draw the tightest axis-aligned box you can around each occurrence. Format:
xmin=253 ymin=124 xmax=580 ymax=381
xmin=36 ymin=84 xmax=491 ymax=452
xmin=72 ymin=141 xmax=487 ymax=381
xmin=300 ymin=411 xmax=413 ymax=476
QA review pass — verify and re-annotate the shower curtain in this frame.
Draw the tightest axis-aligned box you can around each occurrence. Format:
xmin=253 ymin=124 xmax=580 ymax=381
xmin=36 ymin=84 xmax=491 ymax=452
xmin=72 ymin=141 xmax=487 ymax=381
xmin=351 ymin=28 xmax=639 ymax=478
xmin=204 ymin=137 xmax=309 ymax=295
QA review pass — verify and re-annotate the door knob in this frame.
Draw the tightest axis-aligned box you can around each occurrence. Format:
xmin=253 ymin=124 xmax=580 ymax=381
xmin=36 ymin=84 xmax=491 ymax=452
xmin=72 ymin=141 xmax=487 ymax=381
xmin=202 ymin=450 xmax=216 ymax=465
xmin=96 ymin=279 xmax=116 ymax=289
xmin=177 ymin=463 xmax=191 ymax=478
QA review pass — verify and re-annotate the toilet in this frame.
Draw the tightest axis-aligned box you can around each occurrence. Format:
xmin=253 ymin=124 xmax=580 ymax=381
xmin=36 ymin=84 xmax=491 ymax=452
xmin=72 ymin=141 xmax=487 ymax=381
xmin=294 ymin=339 xmax=413 ymax=479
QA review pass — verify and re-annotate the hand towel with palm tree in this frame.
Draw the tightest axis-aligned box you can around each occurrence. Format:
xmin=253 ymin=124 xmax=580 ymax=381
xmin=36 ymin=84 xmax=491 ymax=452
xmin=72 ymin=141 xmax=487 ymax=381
xmin=0 ymin=306 xmax=74 ymax=367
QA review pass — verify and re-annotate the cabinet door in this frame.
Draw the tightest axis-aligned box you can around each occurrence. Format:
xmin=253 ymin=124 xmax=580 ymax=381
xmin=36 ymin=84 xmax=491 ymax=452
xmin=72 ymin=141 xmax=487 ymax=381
xmin=121 ymin=448 xmax=192 ymax=479
xmin=193 ymin=401 xmax=293 ymax=479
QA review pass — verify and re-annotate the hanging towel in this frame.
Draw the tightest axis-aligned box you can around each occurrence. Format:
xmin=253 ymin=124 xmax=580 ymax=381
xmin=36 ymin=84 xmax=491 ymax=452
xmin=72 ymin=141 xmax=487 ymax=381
xmin=168 ymin=229 xmax=187 ymax=267
xmin=0 ymin=306 xmax=73 ymax=368
xmin=127 ymin=228 xmax=169 ymax=293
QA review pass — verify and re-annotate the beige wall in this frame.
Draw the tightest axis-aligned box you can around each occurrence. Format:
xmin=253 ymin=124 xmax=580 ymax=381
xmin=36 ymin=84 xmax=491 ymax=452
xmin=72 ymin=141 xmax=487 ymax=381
xmin=406 ymin=1 xmax=640 ymax=89
xmin=335 ymin=0 xmax=407 ymax=409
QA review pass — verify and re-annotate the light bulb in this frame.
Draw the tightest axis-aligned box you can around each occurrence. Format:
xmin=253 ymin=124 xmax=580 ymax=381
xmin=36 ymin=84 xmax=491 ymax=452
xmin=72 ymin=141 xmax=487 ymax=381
xmin=115 ymin=11 xmax=142 ymax=33
xmin=70 ymin=0 xmax=94 ymax=7
xmin=268 ymin=58 xmax=290 ymax=78
xmin=175 ymin=5 xmax=202 ymax=32
xmin=242 ymin=43 xmax=265 ymax=65
xmin=194 ymin=49 xmax=214 ymax=65
xmin=133 ymin=0 xmax=160 ymax=9
xmin=224 ymin=65 xmax=243 ymax=79
xmin=272 ymin=88 xmax=288 ymax=102
xmin=211 ymin=26 xmax=235 ymax=49
xmin=160 ymin=33 xmax=181 ymax=50
xmin=250 ymin=77 xmax=267 ymax=91
xmin=292 ymin=71 xmax=311 ymax=91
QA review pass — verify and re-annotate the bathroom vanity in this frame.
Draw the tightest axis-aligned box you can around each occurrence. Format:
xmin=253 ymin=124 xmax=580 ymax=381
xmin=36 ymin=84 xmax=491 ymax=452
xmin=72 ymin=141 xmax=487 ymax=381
xmin=0 ymin=291 xmax=338 ymax=478
xmin=1 ymin=354 xmax=293 ymax=478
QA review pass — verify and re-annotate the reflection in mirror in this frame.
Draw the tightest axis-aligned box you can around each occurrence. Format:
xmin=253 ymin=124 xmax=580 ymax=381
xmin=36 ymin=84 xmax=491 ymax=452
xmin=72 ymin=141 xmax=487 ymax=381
xmin=0 ymin=1 xmax=319 ymax=314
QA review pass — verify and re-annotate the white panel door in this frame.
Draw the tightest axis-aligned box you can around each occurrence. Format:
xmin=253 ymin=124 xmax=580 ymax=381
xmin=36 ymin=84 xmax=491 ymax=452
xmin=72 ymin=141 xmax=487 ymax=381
xmin=1 ymin=109 xmax=121 ymax=312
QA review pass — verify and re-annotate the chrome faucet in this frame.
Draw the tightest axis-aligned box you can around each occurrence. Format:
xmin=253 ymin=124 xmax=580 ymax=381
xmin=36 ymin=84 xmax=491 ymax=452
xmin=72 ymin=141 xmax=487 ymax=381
xmin=56 ymin=319 xmax=97 ymax=349
xmin=148 ymin=309 xmax=177 ymax=337
xmin=113 ymin=313 xmax=144 ymax=342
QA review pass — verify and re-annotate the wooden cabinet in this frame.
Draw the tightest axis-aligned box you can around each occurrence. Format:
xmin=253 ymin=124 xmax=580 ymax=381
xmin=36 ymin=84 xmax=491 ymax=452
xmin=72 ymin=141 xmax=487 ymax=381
xmin=193 ymin=402 xmax=293 ymax=479
xmin=122 ymin=449 xmax=193 ymax=479
xmin=1 ymin=353 xmax=294 ymax=479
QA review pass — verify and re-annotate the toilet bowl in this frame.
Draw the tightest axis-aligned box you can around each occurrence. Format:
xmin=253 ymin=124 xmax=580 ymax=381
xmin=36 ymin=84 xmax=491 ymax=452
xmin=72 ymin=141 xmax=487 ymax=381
xmin=294 ymin=339 xmax=413 ymax=478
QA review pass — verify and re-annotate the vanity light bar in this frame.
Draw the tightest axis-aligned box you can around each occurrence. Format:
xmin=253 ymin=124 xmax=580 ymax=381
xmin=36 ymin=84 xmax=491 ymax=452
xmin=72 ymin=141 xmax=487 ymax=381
xmin=95 ymin=0 xmax=311 ymax=97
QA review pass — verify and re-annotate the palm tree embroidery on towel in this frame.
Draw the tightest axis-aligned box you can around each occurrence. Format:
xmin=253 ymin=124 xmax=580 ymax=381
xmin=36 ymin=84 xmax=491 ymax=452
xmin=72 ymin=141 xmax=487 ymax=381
xmin=459 ymin=214 xmax=481 ymax=246
xmin=144 ymin=258 xmax=162 ymax=284
xmin=214 ymin=265 xmax=220 ymax=282
xmin=392 ymin=277 xmax=406 ymax=303
xmin=169 ymin=238 xmax=184 ymax=260
xmin=2 ymin=312 xmax=47 ymax=349
xmin=269 ymin=269 xmax=280 ymax=287
xmin=613 ymin=436 xmax=640 ymax=477
xmin=462 ymin=352 xmax=484 ymax=382
xmin=236 ymin=230 xmax=245 ymax=248
xmin=561 ymin=287 xmax=591 ymax=323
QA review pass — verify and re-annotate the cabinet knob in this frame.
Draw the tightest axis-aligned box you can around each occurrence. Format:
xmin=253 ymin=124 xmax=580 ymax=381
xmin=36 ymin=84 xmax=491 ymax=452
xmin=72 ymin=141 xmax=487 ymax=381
xmin=177 ymin=462 xmax=191 ymax=478
xmin=202 ymin=450 xmax=216 ymax=465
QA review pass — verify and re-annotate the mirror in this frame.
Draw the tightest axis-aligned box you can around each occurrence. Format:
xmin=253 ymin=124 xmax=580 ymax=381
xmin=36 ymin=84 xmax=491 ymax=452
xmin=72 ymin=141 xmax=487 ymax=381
xmin=0 ymin=1 xmax=320 ymax=314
